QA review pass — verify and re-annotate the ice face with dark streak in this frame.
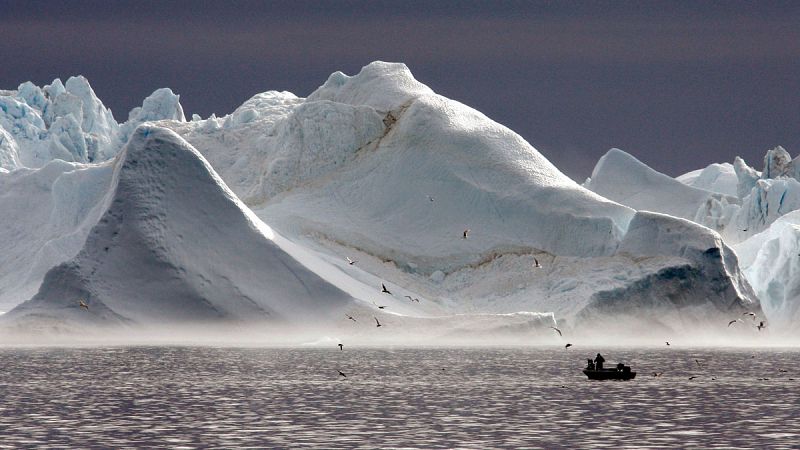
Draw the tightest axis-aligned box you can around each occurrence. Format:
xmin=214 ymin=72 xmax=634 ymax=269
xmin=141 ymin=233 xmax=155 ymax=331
xmin=0 ymin=346 xmax=796 ymax=447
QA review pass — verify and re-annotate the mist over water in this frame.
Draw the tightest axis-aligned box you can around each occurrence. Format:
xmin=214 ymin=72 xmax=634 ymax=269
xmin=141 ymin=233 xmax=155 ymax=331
xmin=0 ymin=346 xmax=797 ymax=448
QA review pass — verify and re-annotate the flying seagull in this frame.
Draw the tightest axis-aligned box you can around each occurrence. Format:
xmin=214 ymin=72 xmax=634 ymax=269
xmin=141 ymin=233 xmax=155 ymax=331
xmin=728 ymin=319 xmax=742 ymax=327
xmin=688 ymin=376 xmax=697 ymax=380
xmin=695 ymin=359 xmax=702 ymax=367
xmin=338 ymin=370 xmax=347 ymax=378
xmin=338 ymin=343 xmax=343 ymax=351
xmin=549 ymin=326 xmax=562 ymax=337
xmin=743 ymin=312 xmax=757 ymax=321
xmin=346 ymin=257 xmax=358 ymax=265
xmin=381 ymin=283 xmax=392 ymax=295
xmin=666 ymin=341 xmax=670 ymax=346
xmin=79 ymin=299 xmax=89 ymax=311
xmin=564 ymin=343 xmax=572 ymax=349
xmin=533 ymin=257 xmax=542 ymax=269
xmin=463 ymin=229 xmax=469 ymax=239
xmin=427 ymin=195 xmax=435 ymax=202
xmin=374 ymin=317 xmax=382 ymax=327
xmin=404 ymin=295 xmax=414 ymax=301
xmin=346 ymin=314 xmax=357 ymax=322
xmin=372 ymin=301 xmax=386 ymax=310
xmin=757 ymin=321 xmax=766 ymax=331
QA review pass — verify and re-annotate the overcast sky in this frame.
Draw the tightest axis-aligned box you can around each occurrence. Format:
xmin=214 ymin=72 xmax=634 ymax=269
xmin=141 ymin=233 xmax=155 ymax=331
xmin=1 ymin=0 xmax=798 ymax=180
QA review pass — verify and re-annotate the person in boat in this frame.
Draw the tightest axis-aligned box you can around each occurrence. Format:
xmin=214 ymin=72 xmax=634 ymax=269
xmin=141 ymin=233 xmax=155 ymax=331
xmin=594 ymin=353 xmax=605 ymax=370
xmin=587 ymin=359 xmax=595 ymax=370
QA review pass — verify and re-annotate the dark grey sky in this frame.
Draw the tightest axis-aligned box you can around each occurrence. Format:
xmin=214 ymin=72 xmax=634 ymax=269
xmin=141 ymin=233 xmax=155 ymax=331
xmin=1 ymin=0 xmax=798 ymax=180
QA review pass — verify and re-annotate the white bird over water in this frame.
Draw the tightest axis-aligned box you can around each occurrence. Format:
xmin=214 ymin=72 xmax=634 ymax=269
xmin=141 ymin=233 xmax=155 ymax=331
xmin=533 ymin=257 xmax=542 ymax=269
xmin=549 ymin=326 xmax=562 ymax=337
xmin=78 ymin=299 xmax=89 ymax=311
xmin=346 ymin=257 xmax=358 ymax=265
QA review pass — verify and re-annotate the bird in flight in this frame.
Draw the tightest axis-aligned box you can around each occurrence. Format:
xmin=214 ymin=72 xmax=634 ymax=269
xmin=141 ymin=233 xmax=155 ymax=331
xmin=427 ymin=195 xmax=435 ymax=202
xmin=688 ymin=376 xmax=697 ymax=380
xmin=728 ymin=319 xmax=742 ymax=327
xmin=695 ymin=359 xmax=702 ymax=367
xmin=381 ymin=283 xmax=392 ymax=295
xmin=743 ymin=312 xmax=757 ymax=320
xmin=533 ymin=257 xmax=542 ymax=269
xmin=757 ymin=321 xmax=766 ymax=331
xmin=665 ymin=341 xmax=670 ymax=346
xmin=338 ymin=370 xmax=347 ymax=378
xmin=374 ymin=317 xmax=382 ymax=327
xmin=372 ymin=301 xmax=386 ymax=310
xmin=463 ymin=229 xmax=470 ymax=239
xmin=78 ymin=299 xmax=89 ymax=311
xmin=338 ymin=343 xmax=344 ymax=351
xmin=346 ymin=314 xmax=357 ymax=322
xmin=346 ymin=257 xmax=358 ymax=265
xmin=404 ymin=295 xmax=413 ymax=301
xmin=549 ymin=326 xmax=562 ymax=337
xmin=564 ymin=343 xmax=572 ymax=349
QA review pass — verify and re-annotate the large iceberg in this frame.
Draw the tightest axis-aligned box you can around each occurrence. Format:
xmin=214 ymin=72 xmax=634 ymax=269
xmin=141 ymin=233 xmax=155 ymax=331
xmin=0 ymin=62 xmax=767 ymax=338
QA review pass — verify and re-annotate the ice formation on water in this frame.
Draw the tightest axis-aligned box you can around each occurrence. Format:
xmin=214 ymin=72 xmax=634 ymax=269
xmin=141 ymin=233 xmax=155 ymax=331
xmin=0 ymin=62 xmax=773 ymax=338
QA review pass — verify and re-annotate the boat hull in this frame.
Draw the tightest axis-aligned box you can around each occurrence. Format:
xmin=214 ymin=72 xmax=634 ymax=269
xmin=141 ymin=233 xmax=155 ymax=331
xmin=583 ymin=369 xmax=637 ymax=380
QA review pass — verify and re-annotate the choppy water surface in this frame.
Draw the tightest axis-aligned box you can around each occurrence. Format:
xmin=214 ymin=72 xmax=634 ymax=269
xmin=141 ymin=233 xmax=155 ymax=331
xmin=0 ymin=346 xmax=797 ymax=448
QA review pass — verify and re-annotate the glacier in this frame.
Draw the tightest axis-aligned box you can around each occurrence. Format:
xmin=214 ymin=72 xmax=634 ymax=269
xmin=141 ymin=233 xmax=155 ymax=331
xmin=0 ymin=62 xmax=775 ymax=341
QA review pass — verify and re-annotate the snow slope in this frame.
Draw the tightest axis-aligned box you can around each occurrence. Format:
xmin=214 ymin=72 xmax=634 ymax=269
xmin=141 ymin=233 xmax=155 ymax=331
xmin=3 ymin=126 xmax=356 ymax=329
xmin=584 ymin=148 xmax=739 ymax=222
xmin=0 ymin=159 xmax=113 ymax=310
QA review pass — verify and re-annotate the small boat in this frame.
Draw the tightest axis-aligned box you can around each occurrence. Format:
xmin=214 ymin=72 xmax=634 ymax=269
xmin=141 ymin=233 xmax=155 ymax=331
xmin=583 ymin=361 xmax=636 ymax=380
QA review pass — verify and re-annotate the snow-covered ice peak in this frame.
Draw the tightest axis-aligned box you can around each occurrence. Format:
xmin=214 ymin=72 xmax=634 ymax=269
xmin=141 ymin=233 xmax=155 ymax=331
xmin=3 ymin=125 xmax=355 ymax=329
xmin=0 ymin=76 xmax=187 ymax=170
xmin=307 ymin=61 xmax=435 ymax=112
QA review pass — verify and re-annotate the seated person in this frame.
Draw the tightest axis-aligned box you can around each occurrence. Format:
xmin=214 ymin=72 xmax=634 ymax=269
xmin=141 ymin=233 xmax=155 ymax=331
xmin=587 ymin=359 xmax=595 ymax=370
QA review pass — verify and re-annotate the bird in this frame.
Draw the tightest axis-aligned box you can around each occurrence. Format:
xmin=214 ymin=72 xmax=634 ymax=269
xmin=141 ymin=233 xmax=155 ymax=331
xmin=757 ymin=321 xmax=766 ymax=331
xmin=427 ymin=195 xmax=435 ymax=202
xmin=346 ymin=314 xmax=357 ymax=322
xmin=381 ymin=283 xmax=392 ymax=295
xmin=652 ymin=372 xmax=663 ymax=377
xmin=564 ymin=343 xmax=572 ymax=349
xmin=78 ymin=299 xmax=89 ymax=311
xmin=779 ymin=369 xmax=788 ymax=373
xmin=533 ymin=257 xmax=542 ymax=269
xmin=695 ymin=359 xmax=702 ymax=367
xmin=688 ymin=376 xmax=697 ymax=380
xmin=743 ymin=228 xmax=748 ymax=232
xmin=338 ymin=343 xmax=343 ymax=351
xmin=665 ymin=341 xmax=670 ymax=346
xmin=372 ymin=301 xmax=386 ymax=310
xmin=549 ymin=326 xmax=562 ymax=337
xmin=374 ymin=317 xmax=382 ymax=327
xmin=404 ymin=295 xmax=414 ymax=301
xmin=743 ymin=312 xmax=757 ymax=321
xmin=338 ymin=370 xmax=347 ymax=378
xmin=463 ymin=229 xmax=469 ymax=239
xmin=728 ymin=319 xmax=742 ymax=327
xmin=412 ymin=297 xmax=420 ymax=303
xmin=346 ymin=257 xmax=358 ymax=265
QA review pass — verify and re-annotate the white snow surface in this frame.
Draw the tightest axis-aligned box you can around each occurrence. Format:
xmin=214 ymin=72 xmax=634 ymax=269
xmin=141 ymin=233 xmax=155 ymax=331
xmin=677 ymin=162 xmax=739 ymax=197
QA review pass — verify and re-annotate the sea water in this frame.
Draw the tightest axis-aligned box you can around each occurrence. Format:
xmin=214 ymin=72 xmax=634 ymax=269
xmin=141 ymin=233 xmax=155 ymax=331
xmin=0 ymin=346 xmax=797 ymax=448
